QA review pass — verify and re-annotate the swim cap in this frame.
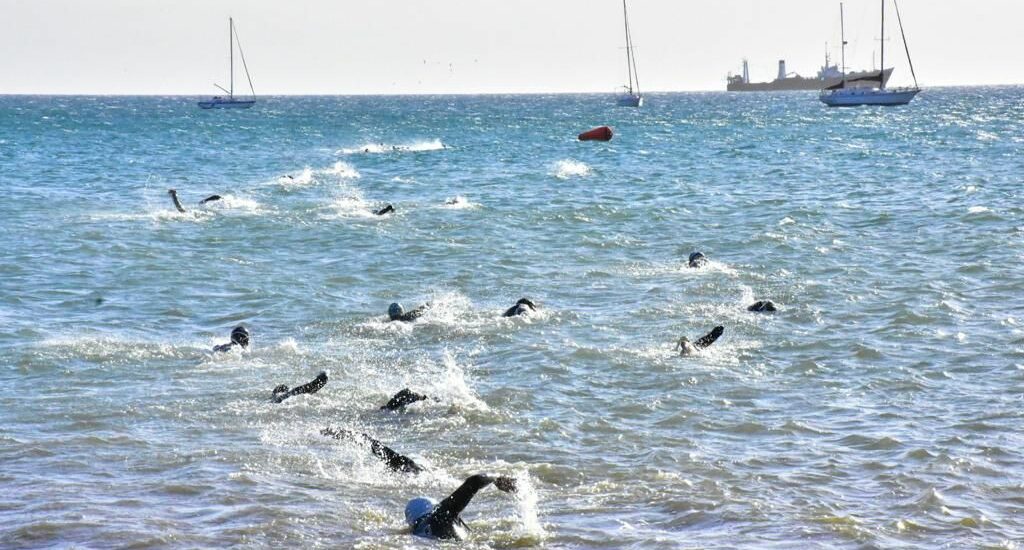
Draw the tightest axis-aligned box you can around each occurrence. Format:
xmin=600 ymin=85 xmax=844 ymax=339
xmin=231 ymin=326 xmax=250 ymax=347
xmin=405 ymin=497 xmax=436 ymax=525
xmin=388 ymin=303 xmax=405 ymax=319
xmin=688 ymin=252 xmax=705 ymax=263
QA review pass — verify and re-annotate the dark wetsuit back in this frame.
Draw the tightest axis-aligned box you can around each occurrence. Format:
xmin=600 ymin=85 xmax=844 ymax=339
xmin=391 ymin=305 xmax=428 ymax=323
xmin=748 ymin=300 xmax=777 ymax=312
xmin=381 ymin=388 xmax=428 ymax=411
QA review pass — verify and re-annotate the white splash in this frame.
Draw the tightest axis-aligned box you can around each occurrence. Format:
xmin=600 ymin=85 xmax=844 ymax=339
xmin=513 ymin=473 xmax=546 ymax=538
xmin=550 ymin=159 xmax=592 ymax=179
xmin=337 ymin=139 xmax=446 ymax=155
xmin=322 ymin=161 xmax=360 ymax=179
xmin=967 ymin=206 xmax=990 ymax=214
xmin=442 ymin=196 xmax=479 ymax=209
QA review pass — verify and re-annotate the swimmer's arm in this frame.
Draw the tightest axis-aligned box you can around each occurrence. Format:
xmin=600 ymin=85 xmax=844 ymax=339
xmin=694 ymin=326 xmax=725 ymax=349
xmin=199 ymin=194 xmax=222 ymax=204
xmin=431 ymin=474 xmax=516 ymax=527
xmin=168 ymin=189 xmax=186 ymax=213
xmin=273 ymin=372 xmax=328 ymax=403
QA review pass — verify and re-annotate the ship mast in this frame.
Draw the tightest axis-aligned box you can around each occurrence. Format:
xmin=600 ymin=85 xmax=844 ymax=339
xmin=622 ymin=0 xmax=635 ymax=94
xmin=840 ymin=3 xmax=847 ymax=88
xmin=879 ymin=0 xmax=885 ymax=90
xmin=229 ymin=17 xmax=234 ymax=98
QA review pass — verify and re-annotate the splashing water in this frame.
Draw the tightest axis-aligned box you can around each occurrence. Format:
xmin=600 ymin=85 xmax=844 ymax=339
xmin=550 ymin=159 xmax=592 ymax=179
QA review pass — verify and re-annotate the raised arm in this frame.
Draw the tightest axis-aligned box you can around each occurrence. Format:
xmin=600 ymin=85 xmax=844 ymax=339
xmin=694 ymin=325 xmax=725 ymax=349
xmin=429 ymin=474 xmax=517 ymax=533
xmin=167 ymin=189 xmax=186 ymax=213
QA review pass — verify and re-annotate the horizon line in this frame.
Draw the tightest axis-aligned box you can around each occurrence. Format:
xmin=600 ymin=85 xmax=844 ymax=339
xmin=1 ymin=83 xmax=1022 ymax=98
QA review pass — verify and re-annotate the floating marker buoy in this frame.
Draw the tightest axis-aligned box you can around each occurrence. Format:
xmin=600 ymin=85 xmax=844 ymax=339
xmin=578 ymin=126 xmax=613 ymax=142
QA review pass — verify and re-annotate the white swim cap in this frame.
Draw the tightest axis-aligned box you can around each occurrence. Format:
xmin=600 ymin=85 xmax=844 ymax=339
xmin=405 ymin=497 xmax=436 ymax=525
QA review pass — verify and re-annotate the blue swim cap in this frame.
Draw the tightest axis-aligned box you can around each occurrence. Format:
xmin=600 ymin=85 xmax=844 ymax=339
xmin=388 ymin=303 xmax=405 ymax=318
xmin=405 ymin=497 xmax=436 ymax=525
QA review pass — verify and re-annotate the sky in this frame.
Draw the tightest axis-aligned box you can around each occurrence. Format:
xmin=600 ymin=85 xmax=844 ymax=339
xmin=1 ymin=0 xmax=1021 ymax=95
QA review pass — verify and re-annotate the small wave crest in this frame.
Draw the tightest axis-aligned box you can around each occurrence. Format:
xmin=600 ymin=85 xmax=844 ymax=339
xmin=337 ymin=139 xmax=446 ymax=155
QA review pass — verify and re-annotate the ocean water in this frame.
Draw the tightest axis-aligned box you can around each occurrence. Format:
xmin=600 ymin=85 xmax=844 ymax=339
xmin=1 ymin=89 xmax=1022 ymax=549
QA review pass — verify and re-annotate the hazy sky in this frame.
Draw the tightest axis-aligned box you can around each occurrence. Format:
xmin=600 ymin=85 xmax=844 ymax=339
xmin=1 ymin=0 xmax=1021 ymax=94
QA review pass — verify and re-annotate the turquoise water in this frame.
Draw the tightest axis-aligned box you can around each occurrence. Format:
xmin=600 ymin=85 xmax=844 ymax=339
xmin=1 ymin=89 xmax=1023 ymax=548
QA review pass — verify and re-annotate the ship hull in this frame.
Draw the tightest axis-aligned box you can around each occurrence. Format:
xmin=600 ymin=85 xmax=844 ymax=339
xmin=728 ymin=68 xmax=893 ymax=92
xmin=819 ymin=88 xmax=920 ymax=107
xmin=198 ymin=98 xmax=256 ymax=109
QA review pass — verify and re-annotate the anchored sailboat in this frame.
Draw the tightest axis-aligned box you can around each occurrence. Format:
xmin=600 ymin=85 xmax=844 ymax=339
xmin=820 ymin=0 xmax=920 ymax=107
xmin=617 ymin=0 xmax=643 ymax=107
xmin=198 ymin=18 xmax=256 ymax=109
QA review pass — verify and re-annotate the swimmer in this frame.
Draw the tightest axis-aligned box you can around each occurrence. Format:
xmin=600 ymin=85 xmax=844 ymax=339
xmin=271 ymin=371 xmax=329 ymax=403
xmin=388 ymin=302 xmax=429 ymax=323
xmin=503 ymin=298 xmax=537 ymax=317
xmin=748 ymin=300 xmax=777 ymax=312
xmin=405 ymin=474 xmax=518 ymax=540
xmin=676 ymin=325 xmax=724 ymax=356
xmin=321 ymin=427 xmax=422 ymax=474
xmin=167 ymin=188 xmax=223 ymax=213
xmin=381 ymin=388 xmax=428 ymax=411
xmin=688 ymin=252 xmax=708 ymax=268
xmin=213 ymin=325 xmax=250 ymax=353
xmin=374 ymin=204 xmax=395 ymax=216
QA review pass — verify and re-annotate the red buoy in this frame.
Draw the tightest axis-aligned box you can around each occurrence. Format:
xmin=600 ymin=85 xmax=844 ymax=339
xmin=578 ymin=126 xmax=613 ymax=142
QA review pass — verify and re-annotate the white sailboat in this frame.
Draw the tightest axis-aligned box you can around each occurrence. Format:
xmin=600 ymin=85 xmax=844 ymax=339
xmin=198 ymin=18 xmax=256 ymax=109
xmin=617 ymin=0 xmax=643 ymax=107
xmin=820 ymin=0 xmax=920 ymax=107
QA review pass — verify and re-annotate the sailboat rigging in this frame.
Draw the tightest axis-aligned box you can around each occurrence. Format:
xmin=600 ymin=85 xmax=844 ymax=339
xmin=820 ymin=0 xmax=920 ymax=107
xmin=617 ymin=0 xmax=643 ymax=107
xmin=198 ymin=18 xmax=256 ymax=109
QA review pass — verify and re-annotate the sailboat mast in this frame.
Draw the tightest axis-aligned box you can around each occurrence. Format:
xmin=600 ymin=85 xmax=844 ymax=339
xmin=840 ymin=3 xmax=847 ymax=87
xmin=622 ymin=0 xmax=633 ymax=94
xmin=894 ymin=0 xmax=919 ymax=89
xmin=879 ymin=0 xmax=885 ymax=89
xmin=229 ymin=17 xmax=234 ymax=98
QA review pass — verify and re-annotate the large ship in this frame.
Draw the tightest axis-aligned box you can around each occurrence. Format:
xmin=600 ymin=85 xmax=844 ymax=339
xmin=727 ymin=55 xmax=892 ymax=92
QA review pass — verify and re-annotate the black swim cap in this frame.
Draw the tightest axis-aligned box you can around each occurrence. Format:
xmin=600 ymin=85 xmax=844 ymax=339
xmin=231 ymin=325 xmax=250 ymax=347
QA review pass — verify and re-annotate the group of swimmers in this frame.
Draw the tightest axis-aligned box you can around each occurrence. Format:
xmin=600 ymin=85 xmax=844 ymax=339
xmin=183 ymin=178 xmax=775 ymax=539
xmin=208 ymin=296 xmax=539 ymax=540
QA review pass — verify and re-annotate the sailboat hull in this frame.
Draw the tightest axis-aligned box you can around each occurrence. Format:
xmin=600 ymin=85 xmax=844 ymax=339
xmin=819 ymin=88 xmax=919 ymax=107
xmin=198 ymin=98 xmax=256 ymax=109
xmin=617 ymin=94 xmax=643 ymax=107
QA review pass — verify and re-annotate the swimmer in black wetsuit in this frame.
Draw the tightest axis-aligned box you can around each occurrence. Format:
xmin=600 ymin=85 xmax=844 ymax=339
xmin=688 ymin=251 xmax=708 ymax=268
xmin=381 ymin=388 xmax=428 ymax=411
xmin=503 ymin=298 xmax=537 ymax=317
xmin=321 ymin=427 xmax=422 ymax=474
xmin=388 ymin=302 xmax=429 ymax=323
xmin=271 ymin=371 xmax=329 ymax=403
xmin=213 ymin=325 xmax=250 ymax=353
xmin=405 ymin=474 xmax=518 ymax=540
xmin=374 ymin=204 xmax=395 ymax=216
xmin=748 ymin=300 xmax=777 ymax=312
xmin=676 ymin=326 xmax=724 ymax=356
xmin=167 ymin=188 xmax=223 ymax=213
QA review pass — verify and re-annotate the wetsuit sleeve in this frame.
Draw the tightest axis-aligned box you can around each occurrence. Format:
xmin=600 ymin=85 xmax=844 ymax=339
xmin=428 ymin=474 xmax=495 ymax=534
xmin=694 ymin=326 xmax=725 ymax=349
xmin=273 ymin=372 xmax=328 ymax=403
xmin=168 ymin=191 xmax=186 ymax=213
xmin=199 ymin=195 xmax=223 ymax=204
xmin=381 ymin=388 xmax=427 ymax=411
xmin=365 ymin=436 xmax=422 ymax=474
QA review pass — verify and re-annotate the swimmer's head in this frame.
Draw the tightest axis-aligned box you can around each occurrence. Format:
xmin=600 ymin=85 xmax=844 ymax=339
xmin=688 ymin=252 xmax=707 ymax=268
xmin=230 ymin=325 xmax=250 ymax=348
xmin=405 ymin=497 xmax=436 ymax=526
xmin=516 ymin=298 xmax=537 ymax=310
xmin=388 ymin=303 xmax=405 ymax=320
